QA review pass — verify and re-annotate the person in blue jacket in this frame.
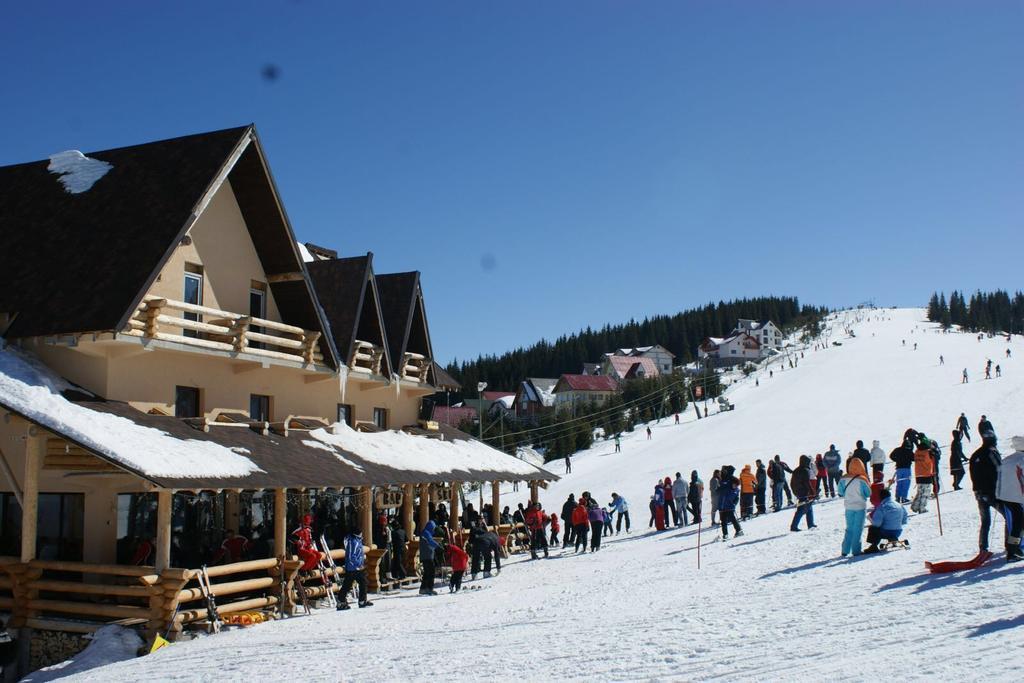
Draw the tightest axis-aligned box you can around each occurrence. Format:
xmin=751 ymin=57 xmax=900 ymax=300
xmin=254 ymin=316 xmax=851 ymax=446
xmin=419 ymin=520 xmax=440 ymax=595
xmin=337 ymin=529 xmax=373 ymax=609
xmin=717 ymin=465 xmax=743 ymax=539
xmin=837 ymin=458 xmax=871 ymax=556
xmin=864 ymin=489 xmax=909 ymax=553
xmin=608 ymin=493 xmax=630 ymax=534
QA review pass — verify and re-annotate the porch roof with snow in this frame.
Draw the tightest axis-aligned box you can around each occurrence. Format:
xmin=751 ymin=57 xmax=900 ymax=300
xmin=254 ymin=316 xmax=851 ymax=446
xmin=0 ymin=125 xmax=339 ymax=368
xmin=0 ymin=345 xmax=555 ymax=489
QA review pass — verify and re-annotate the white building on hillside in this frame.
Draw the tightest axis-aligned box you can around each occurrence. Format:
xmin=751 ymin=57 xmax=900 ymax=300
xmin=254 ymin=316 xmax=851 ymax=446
xmin=734 ymin=320 xmax=783 ymax=351
xmin=698 ymin=332 xmax=762 ymax=367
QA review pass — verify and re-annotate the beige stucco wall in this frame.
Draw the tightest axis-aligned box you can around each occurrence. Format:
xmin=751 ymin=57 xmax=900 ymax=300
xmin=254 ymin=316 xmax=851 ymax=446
xmin=147 ymin=178 xmax=283 ymax=323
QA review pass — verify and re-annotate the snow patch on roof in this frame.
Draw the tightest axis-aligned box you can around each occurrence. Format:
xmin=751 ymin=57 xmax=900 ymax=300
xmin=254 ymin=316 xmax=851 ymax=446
xmin=301 ymin=438 xmax=366 ymax=471
xmin=308 ymin=423 xmax=540 ymax=477
xmin=0 ymin=344 xmax=262 ymax=479
xmin=297 ymin=242 xmax=316 ymax=263
xmin=47 ymin=150 xmax=113 ymax=194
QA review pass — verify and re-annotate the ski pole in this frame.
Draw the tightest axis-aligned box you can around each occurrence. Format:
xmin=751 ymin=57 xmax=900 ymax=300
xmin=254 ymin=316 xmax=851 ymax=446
xmin=697 ymin=515 xmax=702 ymax=570
xmin=934 ymin=478 xmax=943 ymax=536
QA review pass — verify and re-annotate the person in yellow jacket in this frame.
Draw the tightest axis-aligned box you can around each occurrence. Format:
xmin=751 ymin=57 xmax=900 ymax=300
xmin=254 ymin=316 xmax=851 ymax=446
xmin=910 ymin=441 xmax=936 ymax=513
xmin=739 ymin=465 xmax=756 ymax=520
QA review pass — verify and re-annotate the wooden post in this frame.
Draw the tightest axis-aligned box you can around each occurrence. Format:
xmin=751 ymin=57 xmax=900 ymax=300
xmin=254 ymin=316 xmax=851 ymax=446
xmin=155 ymin=489 xmax=173 ymax=571
xmin=274 ymin=488 xmax=287 ymax=557
xmin=491 ymin=481 xmax=500 ymax=526
xmin=224 ymin=491 xmax=240 ymax=533
xmin=417 ymin=483 xmax=429 ymax=530
xmin=360 ymin=487 xmax=373 ymax=548
xmin=529 ymin=481 xmax=539 ymax=506
xmin=401 ymin=484 xmax=414 ymax=537
xmin=449 ymin=482 xmax=461 ymax=534
xmin=20 ymin=432 xmax=42 ymax=562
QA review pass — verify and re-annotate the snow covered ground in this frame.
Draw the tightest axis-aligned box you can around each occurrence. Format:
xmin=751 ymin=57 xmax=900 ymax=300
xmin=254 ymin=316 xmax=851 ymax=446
xmin=69 ymin=309 xmax=1024 ymax=682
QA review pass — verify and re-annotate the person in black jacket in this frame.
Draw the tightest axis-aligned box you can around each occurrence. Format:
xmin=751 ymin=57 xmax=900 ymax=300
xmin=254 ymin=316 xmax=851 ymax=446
xmin=956 ymin=413 xmax=971 ymax=442
xmin=789 ymin=455 xmax=816 ymax=531
xmin=754 ymin=460 xmax=768 ymax=515
xmin=950 ymin=430 xmax=968 ymax=490
xmin=852 ymin=440 xmax=871 ymax=468
xmin=560 ymin=494 xmax=576 ymax=547
xmin=978 ymin=415 xmax=995 ymax=438
xmin=890 ymin=438 xmax=916 ymax=503
xmin=390 ymin=518 xmax=408 ymax=581
xmin=470 ymin=522 xmax=502 ymax=578
xmin=969 ymin=432 xmax=1009 ymax=555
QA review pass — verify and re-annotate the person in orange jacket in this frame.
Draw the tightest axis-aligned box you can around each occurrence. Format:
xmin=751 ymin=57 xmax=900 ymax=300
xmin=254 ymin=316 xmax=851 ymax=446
xmin=739 ymin=465 xmax=756 ymax=520
xmin=548 ymin=512 xmax=561 ymax=546
xmin=910 ymin=440 xmax=936 ymax=513
xmin=446 ymin=542 xmax=469 ymax=592
xmin=525 ymin=502 xmax=549 ymax=559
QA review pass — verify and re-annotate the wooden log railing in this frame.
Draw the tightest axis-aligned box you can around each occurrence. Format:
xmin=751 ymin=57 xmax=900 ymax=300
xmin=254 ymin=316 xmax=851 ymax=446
xmin=400 ymin=351 xmax=430 ymax=382
xmin=122 ymin=296 xmax=323 ymax=366
xmin=350 ymin=339 xmax=385 ymax=375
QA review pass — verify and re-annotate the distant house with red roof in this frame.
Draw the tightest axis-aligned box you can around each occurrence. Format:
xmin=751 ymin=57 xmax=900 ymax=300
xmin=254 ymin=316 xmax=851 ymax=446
xmin=431 ymin=405 xmax=479 ymax=428
xmin=601 ymin=355 xmax=659 ymax=381
xmin=552 ymin=374 xmax=619 ymax=412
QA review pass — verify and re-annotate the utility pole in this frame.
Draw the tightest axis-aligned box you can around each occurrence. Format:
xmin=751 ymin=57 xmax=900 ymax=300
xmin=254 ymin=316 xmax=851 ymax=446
xmin=477 ymin=381 xmax=487 ymax=442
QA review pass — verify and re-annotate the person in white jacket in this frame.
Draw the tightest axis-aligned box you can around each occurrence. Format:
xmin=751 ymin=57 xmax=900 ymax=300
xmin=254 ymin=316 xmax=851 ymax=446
xmin=869 ymin=439 xmax=887 ymax=476
xmin=838 ymin=458 xmax=872 ymax=556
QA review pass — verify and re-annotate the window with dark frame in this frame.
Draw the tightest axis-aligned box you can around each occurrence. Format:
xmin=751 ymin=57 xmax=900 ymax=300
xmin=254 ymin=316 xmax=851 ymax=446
xmin=183 ymin=264 xmax=203 ymax=338
xmin=373 ymin=407 xmax=388 ymax=429
xmin=249 ymin=394 xmax=271 ymax=422
xmin=175 ymin=386 xmax=200 ymax=418
xmin=336 ymin=404 xmax=354 ymax=427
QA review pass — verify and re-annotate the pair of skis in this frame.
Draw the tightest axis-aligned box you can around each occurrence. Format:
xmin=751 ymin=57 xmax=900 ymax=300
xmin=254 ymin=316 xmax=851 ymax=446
xmin=196 ymin=565 xmax=221 ymax=633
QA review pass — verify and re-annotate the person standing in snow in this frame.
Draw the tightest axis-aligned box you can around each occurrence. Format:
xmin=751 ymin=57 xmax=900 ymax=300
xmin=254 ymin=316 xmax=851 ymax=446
xmin=561 ymin=494 xmax=576 ymax=547
xmin=769 ymin=455 xmax=794 ymax=511
xmin=526 ymin=502 xmax=549 ymax=560
xmin=663 ymin=476 xmax=677 ymax=527
xmin=418 ymin=520 xmax=440 ymax=595
xmin=688 ymin=472 xmax=704 ymax=525
xmin=608 ymin=492 xmax=630 ymax=534
xmin=864 ymin=489 xmax=909 ymax=553
xmin=717 ymin=466 xmax=743 ymax=539
xmin=962 ymin=368 xmax=969 ymax=384
xmin=564 ymin=453 xmax=572 ymax=474
xmin=754 ymin=460 xmax=768 ymax=515
xmin=852 ymin=440 xmax=871 ymax=468
xmin=996 ymin=437 xmax=1024 ymax=562
xmin=950 ymin=430 xmax=968 ymax=490
xmin=822 ymin=446 xmax=842 ymax=498
xmin=588 ymin=499 xmax=605 ymax=551
xmin=390 ymin=518 xmax=408 ymax=581
xmin=709 ymin=470 xmax=721 ymax=525
xmin=869 ymin=440 xmax=886 ymax=477
xmin=739 ymin=465 xmax=756 ymax=521
xmin=969 ymin=432 xmax=1020 ymax=559
xmin=889 ymin=437 xmax=915 ymax=504
xmin=910 ymin=441 xmax=935 ymax=513
xmin=446 ymin=541 xmax=469 ymax=593
xmin=337 ymin=529 xmax=373 ymax=609
xmin=810 ymin=455 xmax=823 ymax=499
xmin=789 ymin=455 xmax=817 ymax=532
xmin=978 ymin=415 xmax=995 ymax=439
xmin=957 ymin=413 xmax=971 ymax=442
xmin=646 ymin=426 xmax=652 ymax=440
xmin=838 ymin=458 xmax=871 ymax=556
xmin=548 ymin=512 xmax=561 ymax=546
xmin=572 ymin=499 xmax=590 ymax=553
xmin=614 ymin=434 xmax=621 ymax=453
xmin=673 ymin=473 xmax=689 ymax=526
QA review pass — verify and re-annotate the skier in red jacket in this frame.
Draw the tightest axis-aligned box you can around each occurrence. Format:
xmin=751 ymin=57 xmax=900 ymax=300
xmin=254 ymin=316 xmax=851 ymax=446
xmin=571 ymin=501 xmax=590 ymax=553
xmin=446 ymin=542 xmax=469 ymax=592
xmin=525 ymin=502 xmax=550 ymax=559
xmin=548 ymin=513 xmax=561 ymax=546
xmin=292 ymin=515 xmax=319 ymax=571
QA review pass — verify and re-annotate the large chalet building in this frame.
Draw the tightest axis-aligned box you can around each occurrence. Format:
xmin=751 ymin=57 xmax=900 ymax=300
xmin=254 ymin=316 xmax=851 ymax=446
xmin=0 ymin=126 xmax=552 ymax=660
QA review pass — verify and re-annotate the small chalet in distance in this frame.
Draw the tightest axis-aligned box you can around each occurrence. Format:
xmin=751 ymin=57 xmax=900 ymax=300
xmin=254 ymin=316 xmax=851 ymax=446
xmin=552 ymin=374 xmax=618 ymax=412
xmin=512 ymin=377 xmax=557 ymax=423
xmin=601 ymin=355 xmax=659 ymax=381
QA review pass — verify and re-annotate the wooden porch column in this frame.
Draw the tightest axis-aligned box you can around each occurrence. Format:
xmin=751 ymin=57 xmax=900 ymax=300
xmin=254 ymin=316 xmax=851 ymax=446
xmin=417 ymin=483 xmax=429 ymax=530
xmin=20 ymin=432 xmax=42 ymax=562
xmin=274 ymin=488 xmax=287 ymax=557
xmin=491 ymin=481 xmax=500 ymax=526
xmin=529 ymin=481 xmax=539 ymax=506
xmin=449 ymin=482 xmax=461 ymax=534
xmin=401 ymin=484 xmax=414 ymax=537
xmin=155 ymin=489 xmax=173 ymax=571
xmin=360 ymin=487 xmax=373 ymax=547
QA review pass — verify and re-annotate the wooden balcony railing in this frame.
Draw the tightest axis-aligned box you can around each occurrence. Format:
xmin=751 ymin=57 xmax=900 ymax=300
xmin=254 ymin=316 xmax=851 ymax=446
xmin=350 ymin=339 xmax=384 ymax=375
xmin=123 ymin=296 xmax=323 ymax=366
xmin=399 ymin=351 xmax=430 ymax=382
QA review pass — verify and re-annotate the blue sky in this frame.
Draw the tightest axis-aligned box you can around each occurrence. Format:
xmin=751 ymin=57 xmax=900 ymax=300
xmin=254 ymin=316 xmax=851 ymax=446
xmin=2 ymin=1 xmax=1022 ymax=363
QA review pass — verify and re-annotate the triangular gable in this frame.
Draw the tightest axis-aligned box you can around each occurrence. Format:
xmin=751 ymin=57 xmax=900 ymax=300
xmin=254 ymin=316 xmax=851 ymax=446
xmin=308 ymin=254 xmax=392 ymax=377
xmin=376 ymin=271 xmax=435 ymax=383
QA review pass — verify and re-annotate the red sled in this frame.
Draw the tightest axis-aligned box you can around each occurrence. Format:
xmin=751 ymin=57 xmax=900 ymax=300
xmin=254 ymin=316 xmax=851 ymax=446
xmin=924 ymin=550 xmax=993 ymax=574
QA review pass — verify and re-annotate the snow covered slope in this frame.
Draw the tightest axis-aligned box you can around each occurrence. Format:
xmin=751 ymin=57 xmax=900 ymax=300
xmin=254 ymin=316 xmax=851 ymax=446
xmin=73 ymin=309 xmax=1024 ymax=682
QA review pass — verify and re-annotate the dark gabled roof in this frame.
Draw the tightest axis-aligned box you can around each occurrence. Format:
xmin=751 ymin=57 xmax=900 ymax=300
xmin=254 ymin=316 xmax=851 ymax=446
xmin=307 ymin=254 xmax=391 ymax=376
xmin=376 ymin=271 xmax=435 ymax=380
xmin=0 ymin=125 xmax=338 ymax=367
xmin=0 ymin=126 xmax=248 ymax=338
xmin=430 ymin=361 xmax=462 ymax=391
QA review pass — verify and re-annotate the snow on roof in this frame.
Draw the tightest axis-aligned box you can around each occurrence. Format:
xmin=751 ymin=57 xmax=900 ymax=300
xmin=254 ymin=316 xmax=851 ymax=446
xmin=308 ymin=422 xmax=542 ymax=478
xmin=47 ymin=150 xmax=113 ymax=194
xmin=0 ymin=343 xmax=261 ymax=479
xmin=528 ymin=378 xmax=558 ymax=406
xmin=297 ymin=242 xmax=316 ymax=263
xmin=496 ymin=395 xmax=515 ymax=409
xmin=481 ymin=391 xmax=515 ymax=401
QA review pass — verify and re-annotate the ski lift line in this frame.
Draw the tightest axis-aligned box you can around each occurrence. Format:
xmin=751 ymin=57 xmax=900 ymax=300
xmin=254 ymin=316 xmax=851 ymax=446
xmin=482 ymin=377 xmax=693 ymax=444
